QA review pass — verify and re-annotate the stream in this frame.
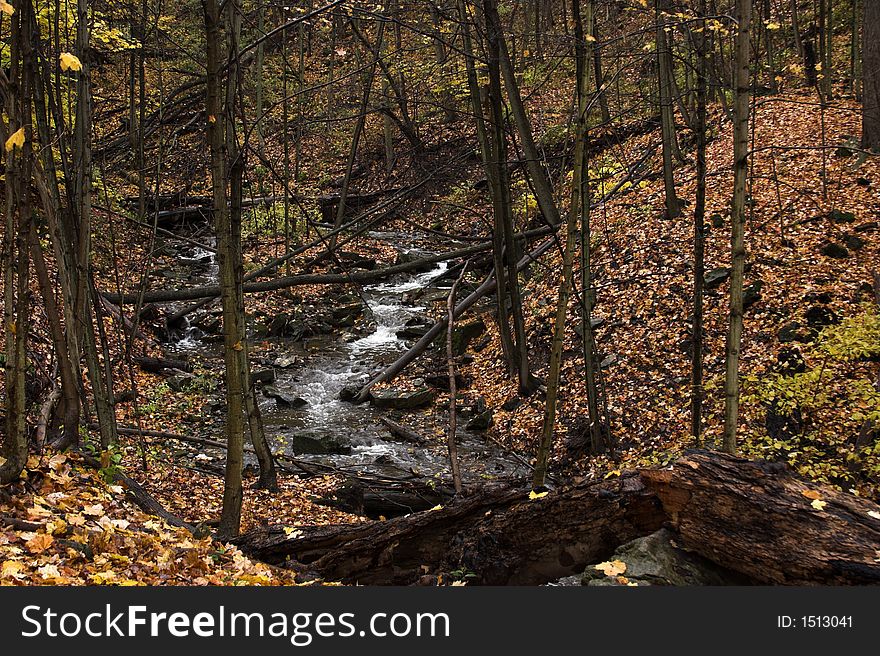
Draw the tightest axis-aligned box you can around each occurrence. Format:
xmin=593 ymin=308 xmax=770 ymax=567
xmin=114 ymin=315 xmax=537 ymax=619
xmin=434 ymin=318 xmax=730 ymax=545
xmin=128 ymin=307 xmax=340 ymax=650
xmin=157 ymin=224 xmax=525 ymax=495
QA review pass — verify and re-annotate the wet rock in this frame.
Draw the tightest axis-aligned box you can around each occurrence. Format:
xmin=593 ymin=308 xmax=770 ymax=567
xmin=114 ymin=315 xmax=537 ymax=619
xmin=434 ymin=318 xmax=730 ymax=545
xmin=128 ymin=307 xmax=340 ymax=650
xmin=370 ymin=387 xmax=436 ymax=410
xmin=573 ymin=316 xmax=606 ymax=338
xmin=820 ymin=242 xmax=850 ymax=259
xmin=396 ymin=321 xmax=432 ymax=340
xmin=332 ymin=302 xmax=364 ymax=327
xmin=394 ymin=248 xmax=434 ymax=273
xmin=704 ymin=267 xmax=730 ymax=289
xmin=844 ymin=234 xmax=866 ymax=251
xmin=582 ymin=529 xmax=745 ymax=586
xmin=466 ymin=409 xmax=494 ymax=431
xmin=338 ymin=384 xmax=362 ymax=402
xmin=272 ymin=355 xmax=298 ymax=369
xmin=251 ymin=369 xmax=275 ymax=385
xmin=288 ymin=434 xmax=350 ymax=456
xmin=600 ymin=353 xmax=619 ymax=368
xmin=855 ymin=221 xmax=878 ymax=232
xmin=263 ymin=385 xmax=308 ymax=408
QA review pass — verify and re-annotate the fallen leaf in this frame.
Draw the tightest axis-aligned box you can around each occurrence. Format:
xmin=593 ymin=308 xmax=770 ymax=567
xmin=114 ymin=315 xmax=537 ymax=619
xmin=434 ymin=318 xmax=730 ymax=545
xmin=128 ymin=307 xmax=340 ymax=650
xmin=867 ymin=511 xmax=880 ymax=520
xmin=528 ymin=490 xmax=548 ymax=500
xmin=0 ymin=1 xmax=13 ymax=16
xmin=1 ymin=560 xmax=26 ymax=579
xmin=37 ymin=564 xmax=61 ymax=580
xmin=594 ymin=560 xmax=627 ymax=576
xmin=25 ymin=533 xmax=55 ymax=554
xmin=82 ymin=503 xmax=104 ymax=517
xmin=429 ymin=504 xmax=443 ymax=511
xmin=811 ymin=499 xmax=827 ymax=511
xmin=801 ymin=489 xmax=822 ymax=500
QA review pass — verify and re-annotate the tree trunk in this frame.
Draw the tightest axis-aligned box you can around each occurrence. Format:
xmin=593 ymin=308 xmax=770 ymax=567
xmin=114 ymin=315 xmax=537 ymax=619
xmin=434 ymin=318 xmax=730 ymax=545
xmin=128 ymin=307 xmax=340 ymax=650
xmin=0 ymin=0 xmax=34 ymax=484
xmin=534 ymin=0 xmax=593 ymax=488
xmin=723 ymin=0 xmax=752 ymax=454
xmin=863 ymin=0 xmax=880 ymax=149
xmin=657 ymin=0 xmax=682 ymax=218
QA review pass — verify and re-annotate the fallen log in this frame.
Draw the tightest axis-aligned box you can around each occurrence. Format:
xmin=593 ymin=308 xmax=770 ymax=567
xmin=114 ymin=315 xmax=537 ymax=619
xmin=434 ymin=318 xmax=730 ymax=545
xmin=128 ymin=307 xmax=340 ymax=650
xmin=233 ymin=471 xmax=663 ymax=585
xmin=379 ymin=417 xmax=428 ymax=445
xmin=103 ymin=242 xmax=491 ymax=305
xmin=233 ymin=451 xmax=880 ymax=585
xmin=641 ymin=452 xmax=880 ymax=585
xmin=133 ymin=355 xmax=193 ymax=374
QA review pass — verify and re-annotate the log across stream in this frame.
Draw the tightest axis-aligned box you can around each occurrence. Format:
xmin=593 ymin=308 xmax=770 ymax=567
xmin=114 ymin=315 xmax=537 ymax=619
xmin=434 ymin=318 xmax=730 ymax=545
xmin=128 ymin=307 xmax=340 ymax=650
xmin=233 ymin=451 xmax=880 ymax=586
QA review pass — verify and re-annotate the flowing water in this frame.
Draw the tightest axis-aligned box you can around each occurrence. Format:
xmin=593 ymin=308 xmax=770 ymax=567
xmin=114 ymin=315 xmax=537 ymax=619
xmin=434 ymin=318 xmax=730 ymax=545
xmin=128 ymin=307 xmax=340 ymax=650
xmin=161 ymin=229 xmax=523 ymax=482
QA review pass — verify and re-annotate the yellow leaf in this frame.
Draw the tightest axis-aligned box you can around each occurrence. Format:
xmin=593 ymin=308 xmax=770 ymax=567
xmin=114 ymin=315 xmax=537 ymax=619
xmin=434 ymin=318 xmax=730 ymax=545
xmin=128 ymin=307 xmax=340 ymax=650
xmin=0 ymin=1 xmax=14 ymax=16
xmin=594 ymin=560 xmax=627 ymax=576
xmin=82 ymin=503 xmax=104 ymax=517
xmin=232 ymin=341 xmax=243 ymax=351
xmin=585 ymin=34 xmax=596 ymax=42
xmin=868 ymin=511 xmax=880 ymax=520
xmin=811 ymin=499 xmax=827 ymax=511
xmin=801 ymin=489 xmax=822 ymax=500
xmin=1 ymin=560 xmax=26 ymax=579
xmin=766 ymin=21 xmax=781 ymax=30
xmin=604 ymin=469 xmax=621 ymax=479
xmin=429 ymin=504 xmax=443 ymax=511
xmin=5 ymin=127 xmax=25 ymax=152
xmin=59 ymin=52 xmax=82 ymax=72
xmin=528 ymin=490 xmax=548 ymax=500
xmin=207 ymin=115 xmax=216 ymax=124
xmin=26 ymin=533 xmax=55 ymax=554
xmin=37 ymin=563 xmax=61 ymax=580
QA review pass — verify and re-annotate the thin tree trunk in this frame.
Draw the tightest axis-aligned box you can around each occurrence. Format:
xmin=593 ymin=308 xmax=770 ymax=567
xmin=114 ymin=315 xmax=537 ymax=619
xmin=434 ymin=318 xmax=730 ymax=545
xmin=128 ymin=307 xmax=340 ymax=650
xmin=723 ymin=0 xmax=752 ymax=454
xmin=657 ymin=0 xmax=682 ymax=218
xmin=692 ymin=0 xmax=709 ymax=444
xmin=446 ymin=261 xmax=470 ymax=495
xmin=863 ymin=0 xmax=880 ymax=149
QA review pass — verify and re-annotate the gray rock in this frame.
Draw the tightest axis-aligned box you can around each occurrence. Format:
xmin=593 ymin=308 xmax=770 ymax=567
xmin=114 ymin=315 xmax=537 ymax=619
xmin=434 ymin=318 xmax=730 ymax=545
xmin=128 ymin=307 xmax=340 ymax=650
xmin=251 ymin=369 xmax=275 ymax=385
xmin=828 ymin=209 xmax=856 ymax=223
xmin=743 ymin=280 xmax=763 ymax=309
xmin=338 ymin=384 xmax=362 ymax=402
xmin=778 ymin=321 xmax=810 ymax=344
xmin=704 ymin=267 xmax=730 ymax=289
xmin=855 ymin=221 xmax=878 ymax=232
xmin=370 ymin=387 xmax=436 ymax=410
xmin=844 ymin=234 xmax=866 ymax=251
xmin=820 ymin=242 xmax=850 ymax=259
xmin=582 ymin=529 xmax=743 ymax=586
xmin=288 ymin=434 xmax=351 ymax=455
xmin=263 ymin=385 xmax=307 ymax=408
xmin=447 ymin=318 xmax=486 ymax=356
xmin=167 ymin=372 xmax=196 ymax=393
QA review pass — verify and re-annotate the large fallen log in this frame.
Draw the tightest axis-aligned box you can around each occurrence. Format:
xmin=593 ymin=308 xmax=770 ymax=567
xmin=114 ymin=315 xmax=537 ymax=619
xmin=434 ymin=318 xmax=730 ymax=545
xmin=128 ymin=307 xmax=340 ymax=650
xmin=233 ymin=451 xmax=880 ymax=585
xmin=641 ymin=452 xmax=880 ymax=585
xmin=233 ymin=472 xmax=664 ymax=585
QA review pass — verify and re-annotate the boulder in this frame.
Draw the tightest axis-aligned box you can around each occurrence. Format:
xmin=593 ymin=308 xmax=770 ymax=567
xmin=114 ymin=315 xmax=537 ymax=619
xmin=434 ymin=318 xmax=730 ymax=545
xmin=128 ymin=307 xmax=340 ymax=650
xmin=805 ymin=305 xmax=838 ymax=328
xmin=581 ymin=529 xmax=744 ymax=586
xmin=338 ymin=384 xmax=363 ymax=403
xmin=855 ymin=221 xmax=878 ymax=232
xmin=370 ymin=387 xmax=436 ymax=410
xmin=743 ymin=280 xmax=763 ymax=309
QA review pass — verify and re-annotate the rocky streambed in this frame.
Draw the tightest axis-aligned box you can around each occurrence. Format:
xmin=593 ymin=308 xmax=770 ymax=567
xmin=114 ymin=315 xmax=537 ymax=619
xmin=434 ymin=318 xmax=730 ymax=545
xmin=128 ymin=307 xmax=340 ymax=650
xmin=154 ymin=226 xmax=526 ymax=517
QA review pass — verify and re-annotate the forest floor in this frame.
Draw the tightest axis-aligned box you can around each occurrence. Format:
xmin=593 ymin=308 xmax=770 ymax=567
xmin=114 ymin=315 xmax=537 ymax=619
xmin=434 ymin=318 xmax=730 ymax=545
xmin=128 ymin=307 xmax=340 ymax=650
xmin=2 ymin=88 xmax=879 ymax=585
